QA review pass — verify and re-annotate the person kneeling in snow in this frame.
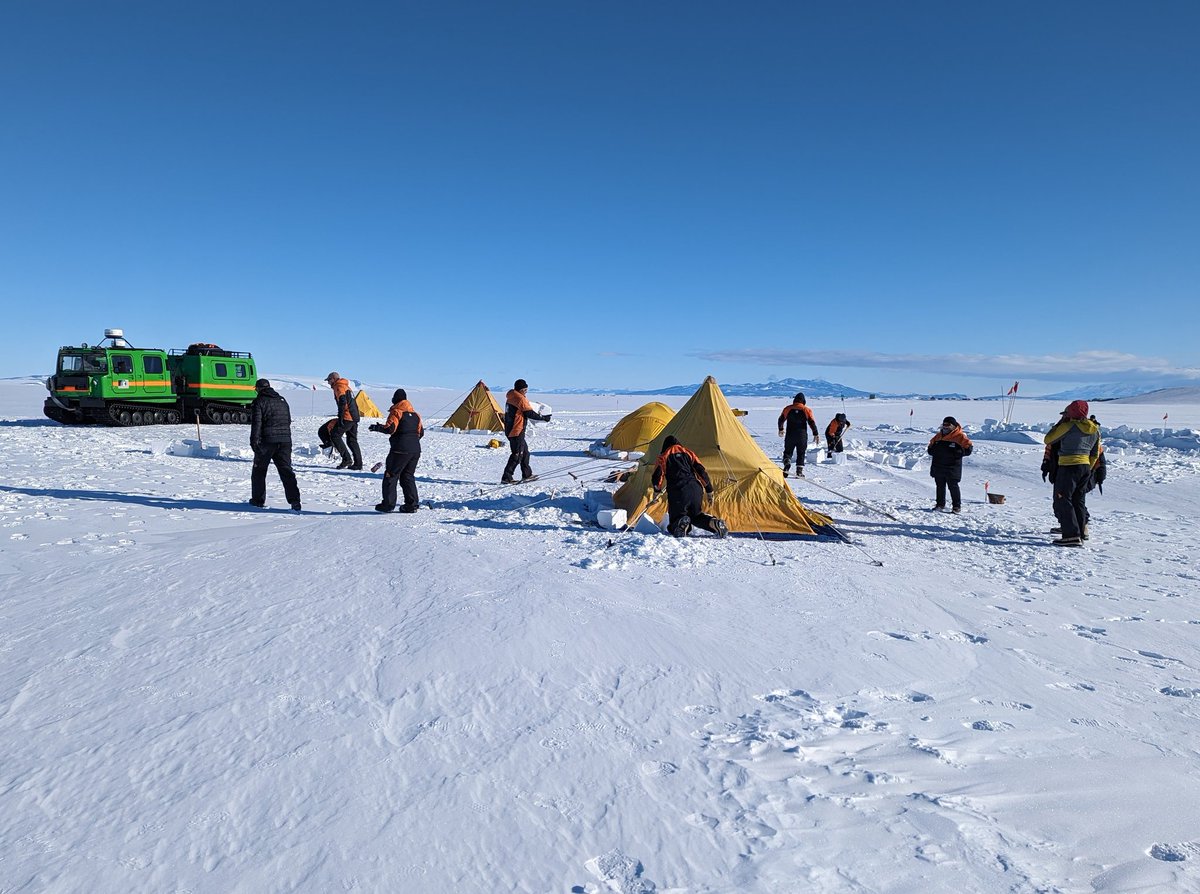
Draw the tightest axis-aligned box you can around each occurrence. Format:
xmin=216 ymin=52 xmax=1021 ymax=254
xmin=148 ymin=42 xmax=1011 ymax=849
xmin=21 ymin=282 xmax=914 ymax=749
xmin=927 ymin=416 xmax=973 ymax=512
xmin=825 ymin=413 xmax=851 ymax=458
xmin=369 ymin=389 xmax=423 ymax=513
xmin=317 ymin=418 xmax=337 ymax=454
xmin=651 ymin=435 xmax=728 ymax=538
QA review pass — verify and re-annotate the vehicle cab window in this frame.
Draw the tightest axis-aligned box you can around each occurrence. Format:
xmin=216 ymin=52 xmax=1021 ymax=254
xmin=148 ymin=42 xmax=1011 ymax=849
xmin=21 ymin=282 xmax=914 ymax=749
xmin=112 ymin=355 xmax=134 ymax=374
xmin=214 ymin=362 xmax=228 ymax=377
xmin=234 ymin=363 xmax=247 ymax=378
xmin=144 ymin=355 xmax=164 ymax=374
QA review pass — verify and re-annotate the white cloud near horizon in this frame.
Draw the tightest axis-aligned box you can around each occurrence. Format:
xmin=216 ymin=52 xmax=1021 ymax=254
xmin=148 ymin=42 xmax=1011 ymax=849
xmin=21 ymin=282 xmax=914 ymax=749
xmin=693 ymin=348 xmax=1200 ymax=384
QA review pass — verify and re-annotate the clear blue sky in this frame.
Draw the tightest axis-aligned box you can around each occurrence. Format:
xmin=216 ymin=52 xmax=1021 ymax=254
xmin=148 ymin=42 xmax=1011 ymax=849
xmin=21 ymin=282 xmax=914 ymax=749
xmin=2 ymin=1 xmax=1197 ymax=395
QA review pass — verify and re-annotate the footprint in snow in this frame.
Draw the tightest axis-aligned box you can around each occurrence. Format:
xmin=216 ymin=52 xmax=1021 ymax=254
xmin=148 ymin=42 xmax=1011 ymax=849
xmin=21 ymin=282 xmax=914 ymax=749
xmin=1149 ymin=842 xmax=1200 ymax=862
xmin=943 ymin=630 xmax=988 ymax=644
xmin=968 ymin=720 xmax=1014 ymax=732
xmin=585 ymin=849 xmax=657 ymax=893
xmin=1159 ymin=686 xmax=1200 ymax=698
xmin=639 ymin=760 xmax=677 ymax=778
xmin=1137 ymin=650 xmax=1180 ymax=663
xmin=756 ymin=688 xmax=815 ymax=703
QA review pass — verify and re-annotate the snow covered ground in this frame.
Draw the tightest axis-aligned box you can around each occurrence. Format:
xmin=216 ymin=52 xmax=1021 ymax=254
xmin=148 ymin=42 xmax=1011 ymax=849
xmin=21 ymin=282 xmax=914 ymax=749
xmin=2 ymin=377 xmax=1200 ymax=893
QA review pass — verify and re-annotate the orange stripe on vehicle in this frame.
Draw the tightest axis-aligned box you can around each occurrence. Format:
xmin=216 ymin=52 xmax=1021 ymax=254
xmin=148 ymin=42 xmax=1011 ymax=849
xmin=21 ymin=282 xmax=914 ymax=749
xmin=187 ymin=383 xmax=257 ymax=391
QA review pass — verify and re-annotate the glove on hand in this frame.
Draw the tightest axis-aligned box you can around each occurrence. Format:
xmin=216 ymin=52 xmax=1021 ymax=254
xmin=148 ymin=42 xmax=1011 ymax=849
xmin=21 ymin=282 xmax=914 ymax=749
xmin=542 ymin=414 xmax=552 ymax=422
xmin=369 ymin=424 xmax=384 ymax=433
xmin=705 ymin=486 xmax=714 ymax=496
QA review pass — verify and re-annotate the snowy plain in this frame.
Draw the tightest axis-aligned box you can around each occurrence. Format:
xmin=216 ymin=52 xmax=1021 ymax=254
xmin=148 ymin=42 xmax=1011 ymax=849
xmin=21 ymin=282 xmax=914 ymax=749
xmin=2 ymin=376 xmax=1199 ymax=894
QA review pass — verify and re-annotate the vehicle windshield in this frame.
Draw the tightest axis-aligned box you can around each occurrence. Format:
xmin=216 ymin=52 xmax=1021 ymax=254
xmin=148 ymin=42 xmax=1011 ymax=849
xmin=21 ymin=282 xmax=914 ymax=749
xmin=60 ymin=352 xmax=108 ymax=375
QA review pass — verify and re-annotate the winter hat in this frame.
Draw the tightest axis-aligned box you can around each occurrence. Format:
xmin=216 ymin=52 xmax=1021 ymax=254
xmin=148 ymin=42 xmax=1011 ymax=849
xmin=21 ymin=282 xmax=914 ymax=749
xmin=793 ymin=392 xmax=806 ymax=404
xmin=942 ymin=416 xmax=958 ymax=427
xmin=325 ymin=371 xmax=340 ymax=384
xmin=514 ymin=378 xmax=528 ymax=391
xmin=392 ymin=388 xmax=407 ymax=403
xmin=662 ymin=435 xmax=679 ymax=450
xmin=255 ymin=378 xmax=270 ymax=390
xmin=1064 ymin=400 xmax=1089 ymax=420
xmin=835 ymin=412 xmax=847 ymax=422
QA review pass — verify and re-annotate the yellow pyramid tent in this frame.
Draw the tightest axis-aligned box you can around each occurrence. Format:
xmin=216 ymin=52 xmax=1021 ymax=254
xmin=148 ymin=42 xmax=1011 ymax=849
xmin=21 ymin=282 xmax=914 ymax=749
xmin=355 ymin=390 xmax=383 ymax=418
xmin=604 ymin=402 xmax=675 ymax=452
xmin=613 ymin=376 xmax=836 ymax=536
xmin=441 ymin=380 xmax=505 ymax=431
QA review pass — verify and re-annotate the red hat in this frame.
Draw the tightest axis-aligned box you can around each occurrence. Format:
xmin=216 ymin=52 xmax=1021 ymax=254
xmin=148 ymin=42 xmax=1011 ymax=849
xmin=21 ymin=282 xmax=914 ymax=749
xmin=1063 ymin=400 xmax=1089 ymax=419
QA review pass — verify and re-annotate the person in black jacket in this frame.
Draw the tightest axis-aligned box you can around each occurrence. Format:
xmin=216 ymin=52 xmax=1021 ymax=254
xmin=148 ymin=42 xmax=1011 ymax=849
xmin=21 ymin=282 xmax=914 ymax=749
xmin=249 ymin=379 xmax=302 ymax=511
xmin=369 ymin=389 xmax=423 ymax=512
xmin=777 ymin=392 xmax=820 ymax=478
xmin=825 ymin=413 xmax=851 ymax=459
xmin=926 ymin=416 xmax=973 ymax=512
xmin=651 ymin=435 xmax=728 ymax=538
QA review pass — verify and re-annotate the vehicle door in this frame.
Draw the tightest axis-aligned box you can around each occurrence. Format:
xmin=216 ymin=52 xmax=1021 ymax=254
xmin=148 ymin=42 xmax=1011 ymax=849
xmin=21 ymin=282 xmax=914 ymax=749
xmin=110 ymin=353 xmax=138 ymax=396
xmin=141 ymin=353 xmax=169 ymax=394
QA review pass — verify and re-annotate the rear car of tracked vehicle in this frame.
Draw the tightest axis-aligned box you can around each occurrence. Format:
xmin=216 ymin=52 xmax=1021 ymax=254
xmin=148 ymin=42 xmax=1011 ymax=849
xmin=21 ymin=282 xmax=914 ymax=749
xmin=168 ymin=343 xmax=258 ymax=424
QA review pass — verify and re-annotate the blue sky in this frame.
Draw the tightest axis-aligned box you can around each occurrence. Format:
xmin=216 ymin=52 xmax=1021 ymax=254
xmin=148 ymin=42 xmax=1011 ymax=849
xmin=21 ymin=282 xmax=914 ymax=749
xmin=2 ymin=1 xmax=1197 ymax=396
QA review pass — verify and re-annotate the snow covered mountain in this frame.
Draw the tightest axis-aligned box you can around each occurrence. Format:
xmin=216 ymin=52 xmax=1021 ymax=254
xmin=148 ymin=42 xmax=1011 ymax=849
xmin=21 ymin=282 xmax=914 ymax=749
xmin=1038 ymin=382 xmax=1178 ymax=401
xmin=550 ymin=376 xmax=968 ymax=400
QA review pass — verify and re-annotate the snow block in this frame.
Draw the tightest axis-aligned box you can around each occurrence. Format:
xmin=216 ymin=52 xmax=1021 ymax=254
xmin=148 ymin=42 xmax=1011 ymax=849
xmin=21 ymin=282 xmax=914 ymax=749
xmin=597 ymin=509 xmax=627 ymax=530
xmin=633 ymin=513 xmax=661 ymax=534
xmin=166 ymin=438 xmax=224 ymax=459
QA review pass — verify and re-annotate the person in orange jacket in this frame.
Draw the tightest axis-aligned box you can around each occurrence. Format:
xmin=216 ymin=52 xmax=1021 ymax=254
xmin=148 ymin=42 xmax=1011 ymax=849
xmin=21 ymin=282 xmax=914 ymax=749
xmin=825 ymin=413 xmax=850 ymax=459
xmin=369 ymin=388 xmax=423 ymax=513
xmin=324 ymin=371 xmax=363 ymax=470
xmin=501 ymin=378 xmax=551 ymax=483
xmin=651 ymin=436 xmax=728 ymax=538
xmin=927 ymin=416 xmax=973 ymax=512
xmin=777 ymin=392 xmax=819 ymax=478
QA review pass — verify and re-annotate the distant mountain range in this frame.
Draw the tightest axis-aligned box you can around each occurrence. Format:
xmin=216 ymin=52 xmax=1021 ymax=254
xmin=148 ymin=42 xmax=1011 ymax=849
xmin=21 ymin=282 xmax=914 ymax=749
xmin=548 ymin=376 xmax=1188 ymax=401
xmin=1037 ymin=383 xmax=1179 ymax=401
xmin=547 ymin=377 xmax=968 ymax=400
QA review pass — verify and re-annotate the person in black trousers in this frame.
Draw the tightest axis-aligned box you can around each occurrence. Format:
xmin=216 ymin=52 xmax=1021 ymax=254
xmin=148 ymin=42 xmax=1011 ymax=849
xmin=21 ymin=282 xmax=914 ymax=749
xmin=501 ymin=379 xmax=550 ymax=483
xmin=249 ymin=379 xmax=302 ymax=511
xmin=651 ymin=435 xmax=728 ymax=538
xmin=926 ymin=416 xmax=973 ymax=512
xmin=777 ymin=392 xmax=820 ymax=477
xmin=370 ymin=389 xmax=423 ymax=513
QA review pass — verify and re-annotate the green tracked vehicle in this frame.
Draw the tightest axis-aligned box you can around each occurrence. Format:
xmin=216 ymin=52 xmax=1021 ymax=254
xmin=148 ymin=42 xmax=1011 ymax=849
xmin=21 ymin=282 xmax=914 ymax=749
xmin=44 ymin=329 xmax=259 ymax=426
